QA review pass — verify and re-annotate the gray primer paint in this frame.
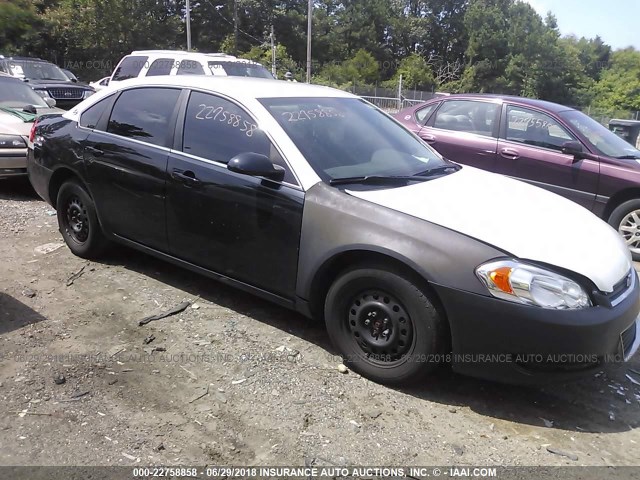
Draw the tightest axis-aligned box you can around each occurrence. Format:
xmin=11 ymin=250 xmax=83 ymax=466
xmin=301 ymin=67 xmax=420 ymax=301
xmin=296 ymin=182 xmax=509 ymax=302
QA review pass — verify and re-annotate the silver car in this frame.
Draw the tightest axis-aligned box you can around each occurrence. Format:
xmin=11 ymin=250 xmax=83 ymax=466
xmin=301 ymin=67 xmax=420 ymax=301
xmin=0 ymin=74 xmax=61 ymax=178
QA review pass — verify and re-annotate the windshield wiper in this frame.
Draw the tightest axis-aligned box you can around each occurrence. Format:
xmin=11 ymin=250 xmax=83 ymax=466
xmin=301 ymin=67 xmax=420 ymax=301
xmin=615 ymin=155 xmax=640 ymax=160
xmin=329 ymin=164 xmax=461 ymax=186
xmin=414 ymin=164 xmax=462 ymax=177
xmin=329 ymin=175 xmax=433 ymax=186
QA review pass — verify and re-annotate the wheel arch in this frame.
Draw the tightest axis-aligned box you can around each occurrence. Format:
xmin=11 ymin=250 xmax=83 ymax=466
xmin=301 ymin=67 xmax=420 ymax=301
xmin=603 ymin=188 xmax=640 ymax=221
xmin=49 ymin=166 xmax=88 ymax=209
xmin=306 ymin=247 xmax=447 ymax=324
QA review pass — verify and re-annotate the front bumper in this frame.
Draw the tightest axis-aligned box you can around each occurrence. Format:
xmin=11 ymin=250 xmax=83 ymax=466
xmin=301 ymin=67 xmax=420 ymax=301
xmin=0 ymin=148 xmax=28 ymax=177
xmin=433 ymin=273 xmax=640 ymax=385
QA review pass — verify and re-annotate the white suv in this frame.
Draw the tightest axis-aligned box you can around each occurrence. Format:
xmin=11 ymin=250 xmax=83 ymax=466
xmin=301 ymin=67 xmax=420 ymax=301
xmin=109 ymin=50 xmax=274 ymax=86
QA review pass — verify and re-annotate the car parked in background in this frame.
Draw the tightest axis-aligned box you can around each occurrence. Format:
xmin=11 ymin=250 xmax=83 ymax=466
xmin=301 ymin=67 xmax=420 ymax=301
xmin=395 ymin=94 xmax=640 ymax=260
xmin=108 ymin=50 xmax=274 ymax=87
xmin=27 ymin=77 xmax=639 ymax=385
xmin=0 ymin=75 xmax=62 ymax=178
xmin=0 ymin=56 xmax=94 ymax=110
xmin=61 ymin=68 xmax=79 ymax=82
xmin=90 ymin=77 xmax=111 ymax=92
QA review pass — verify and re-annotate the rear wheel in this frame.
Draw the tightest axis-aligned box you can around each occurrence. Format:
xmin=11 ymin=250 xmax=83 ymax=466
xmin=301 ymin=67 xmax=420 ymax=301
xmin=324 ymin=267 xmax=446 ymax=385
xmin=57 ymin=180 xmax=108 ymax=259
xmin=609 ymin=199 xmax=640 ymax=261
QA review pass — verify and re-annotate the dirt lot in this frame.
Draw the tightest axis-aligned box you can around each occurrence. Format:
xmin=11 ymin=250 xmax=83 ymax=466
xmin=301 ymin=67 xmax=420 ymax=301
xmin=1 ymin=178 xmax=640 ymax=469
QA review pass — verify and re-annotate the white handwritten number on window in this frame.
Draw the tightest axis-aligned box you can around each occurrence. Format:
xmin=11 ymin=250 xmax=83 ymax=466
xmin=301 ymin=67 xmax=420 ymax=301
xmin=282 ymin=108 xmax=346 ymax=122
xmin=195 ymin=104 xmax=258 ymax=137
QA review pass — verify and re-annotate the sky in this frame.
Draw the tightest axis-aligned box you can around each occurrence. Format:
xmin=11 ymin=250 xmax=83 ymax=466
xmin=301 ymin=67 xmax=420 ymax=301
xmin=524 ymin=0 xmax=640 ymax=50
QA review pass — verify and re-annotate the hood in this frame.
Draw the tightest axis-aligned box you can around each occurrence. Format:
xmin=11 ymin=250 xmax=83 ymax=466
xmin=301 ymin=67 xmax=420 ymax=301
xmin=346 ymin=166 xmax=631 ymax=293
xmin=26 ymin=79 xmax=93 ymax=90
xmin=0 ymin=107 xmax=62 ymax=136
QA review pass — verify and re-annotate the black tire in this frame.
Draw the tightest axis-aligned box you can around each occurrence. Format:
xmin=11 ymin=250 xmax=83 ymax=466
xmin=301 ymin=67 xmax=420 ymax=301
xmin=324 ymin=267 xmax=446 ymax=386
xmin=57 ymin=180 xmax=108 ymax=259
xmin=608 ymin=199 xmax=640 ymax=262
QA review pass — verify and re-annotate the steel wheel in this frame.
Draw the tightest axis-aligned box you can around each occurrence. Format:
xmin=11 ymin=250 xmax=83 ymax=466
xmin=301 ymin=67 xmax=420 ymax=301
xmin=56 ymin=180 xmax=108 ymax=259
xmin=325 ymin=267 xmax=446 ymax=385
xmin=64 ymin=194 xmax=90 ymax=244
xmin=347 ymin=290 xmax=414 ymax=365
xmin=618 ymin=209 xmax=640 ymax=256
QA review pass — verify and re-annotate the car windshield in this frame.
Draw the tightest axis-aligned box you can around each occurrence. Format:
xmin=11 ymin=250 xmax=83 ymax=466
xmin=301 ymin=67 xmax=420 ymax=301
xmin=208 ymin=61 xmax=274 ymax=79
xmin=559 ymin=110 xmax=640 ymax=159
xmin=9 ymin=60 xmax=68 ymax=81
xmin=0 ymin=78 xmax=48 ymax=108
xmin=260 ymin=97 xmax=449 ymax=182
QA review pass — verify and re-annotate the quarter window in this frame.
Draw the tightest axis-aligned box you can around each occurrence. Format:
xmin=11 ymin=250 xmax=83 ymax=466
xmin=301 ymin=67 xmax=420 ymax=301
xmin=415 ymin=103 xmax=438 ymax=124
xmin=433 ymin=100 xmax=498 ymax=137
xmin=182 ymin=91 xmax=297 ymax=184
xmin=80 ymin=95 xmax=113 ymax=129
xmin=146 ymin=58 xmax=174 ymax=77
xmin=107 ymin=88 xmax=180 ymax=147
xmin=111 ymin=55 xmax=148 ymax=81
xmin=506 ymin=106 xmax=575 ymax=151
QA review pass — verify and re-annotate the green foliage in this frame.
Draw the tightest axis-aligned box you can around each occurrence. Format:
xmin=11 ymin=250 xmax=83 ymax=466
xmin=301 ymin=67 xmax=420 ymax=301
xmin=591 ymin=49 xmax=640 ymax=111
xmin=316 ymin=49 xmax=380 ymax=86
xmin=384 ymin=53 xmax=435 ymax=90
xmin=241 ymin=43 xmax=301 ymax=79
xmin=0 ymin=0 xmax=42 ymax=54
xmin=0 ymin=0 xmax=636 ymax=115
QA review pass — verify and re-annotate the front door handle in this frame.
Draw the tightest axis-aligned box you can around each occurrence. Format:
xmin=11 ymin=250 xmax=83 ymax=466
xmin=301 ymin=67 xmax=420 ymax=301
xmin=500 ymin=148 xmax=520 ymax=160
xmin=171 ymin=169 xmax=201 ymax=186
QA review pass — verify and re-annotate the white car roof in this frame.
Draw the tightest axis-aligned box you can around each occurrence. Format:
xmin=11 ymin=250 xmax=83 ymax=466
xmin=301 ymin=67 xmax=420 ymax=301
xmin=68 ymin=76 xmax=355 ymax=116
xmin=129 ymin=50 xmax=256 ymax=63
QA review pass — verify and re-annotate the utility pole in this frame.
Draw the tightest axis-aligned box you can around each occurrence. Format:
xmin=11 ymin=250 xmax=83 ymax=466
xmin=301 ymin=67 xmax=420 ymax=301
xmin=234 ymin=0 xmax=239 ymax=56
xmin=270 ymin=25 xmax=276 ymax=77
xmin=306 ymin=0 xmax=312 ymax=83
xmin=186 ymin=0 xmax=192 ymax=51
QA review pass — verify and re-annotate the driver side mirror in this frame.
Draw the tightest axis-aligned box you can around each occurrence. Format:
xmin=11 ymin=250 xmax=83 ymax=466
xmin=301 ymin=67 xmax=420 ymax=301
xmin=44 ymin=97 xmax=56 ymax=108
xmin=562 ymin=141 xmax=585 ymax=158
xmin=227 ymin=152 xmax=285 ymax=182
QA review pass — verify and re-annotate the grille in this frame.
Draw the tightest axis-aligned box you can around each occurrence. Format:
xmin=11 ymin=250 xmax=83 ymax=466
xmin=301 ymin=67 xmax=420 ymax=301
xmin=621 ymin=323 xmax=637 ymax=359
xmin=47 ymin=88 xmax=83 ymax=100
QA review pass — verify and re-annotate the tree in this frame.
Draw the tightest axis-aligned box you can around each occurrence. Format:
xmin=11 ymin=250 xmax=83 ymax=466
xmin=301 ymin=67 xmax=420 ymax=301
xmin=591 ymin=48 xmax=640 ymax=112
xmin=0 ymin=0 xmax=42 ymax=54
xmin=384 ymin=53 xmax=435 ymax=90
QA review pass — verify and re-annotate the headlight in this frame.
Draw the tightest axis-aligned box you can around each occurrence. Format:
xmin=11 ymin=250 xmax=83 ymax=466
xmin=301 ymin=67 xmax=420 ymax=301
xmin=476 ymin=259 xmax=591 ymax=309
xmin=82 ymin=90 xmax=94 ymax=99
xmin=0 ymin=134 xmax=26 ymax=148
xmin=34 ymin=89 xmax=51 ymax=98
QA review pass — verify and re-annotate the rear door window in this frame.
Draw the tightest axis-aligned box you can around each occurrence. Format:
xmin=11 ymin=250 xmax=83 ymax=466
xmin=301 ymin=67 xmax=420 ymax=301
xmin=111 ymin=56 xmax=148 ymax=81
xmin=433 ymin=100 xmax=499 ymax=137
xmin=107 ymin=87 xmax=180 ymax=147
xmin=146 ymin=58 xmax=174 ymax=77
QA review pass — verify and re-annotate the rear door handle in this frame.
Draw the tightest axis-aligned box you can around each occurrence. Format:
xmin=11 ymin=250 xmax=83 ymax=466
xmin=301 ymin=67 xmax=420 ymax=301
xmin=500 ymin=148 xmax=520 ymax=160
xmin=85 ymin=145 xmax=104 ymax=157
xmin=421 ymin=133 xmax=436 ymax=144
xmin=171 ymin=169 xmax=201 ymax=186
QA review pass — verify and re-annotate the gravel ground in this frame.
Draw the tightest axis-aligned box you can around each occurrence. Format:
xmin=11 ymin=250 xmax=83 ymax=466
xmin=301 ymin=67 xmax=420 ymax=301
xmin=1 ymin=178 xmax=640 ymax=469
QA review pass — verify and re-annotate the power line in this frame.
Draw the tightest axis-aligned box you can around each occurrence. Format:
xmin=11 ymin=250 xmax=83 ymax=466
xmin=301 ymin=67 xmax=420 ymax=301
xmin=204 ymin=0 xmax=267 ymax=45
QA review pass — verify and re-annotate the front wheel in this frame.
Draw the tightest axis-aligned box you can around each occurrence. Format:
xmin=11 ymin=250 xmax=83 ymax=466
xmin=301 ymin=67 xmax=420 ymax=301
xmin=324 ymin=267 xmax=447 ymax=386
xmin=57 ymin=180 xmax=108 ymax=259
xmin=609 ymin=199 xmax=640 ymax=261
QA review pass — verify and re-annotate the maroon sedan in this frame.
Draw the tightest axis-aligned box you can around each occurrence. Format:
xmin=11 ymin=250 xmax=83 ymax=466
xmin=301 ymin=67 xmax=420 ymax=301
xmin=395 ymin=94 xmax=640 ymax=260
